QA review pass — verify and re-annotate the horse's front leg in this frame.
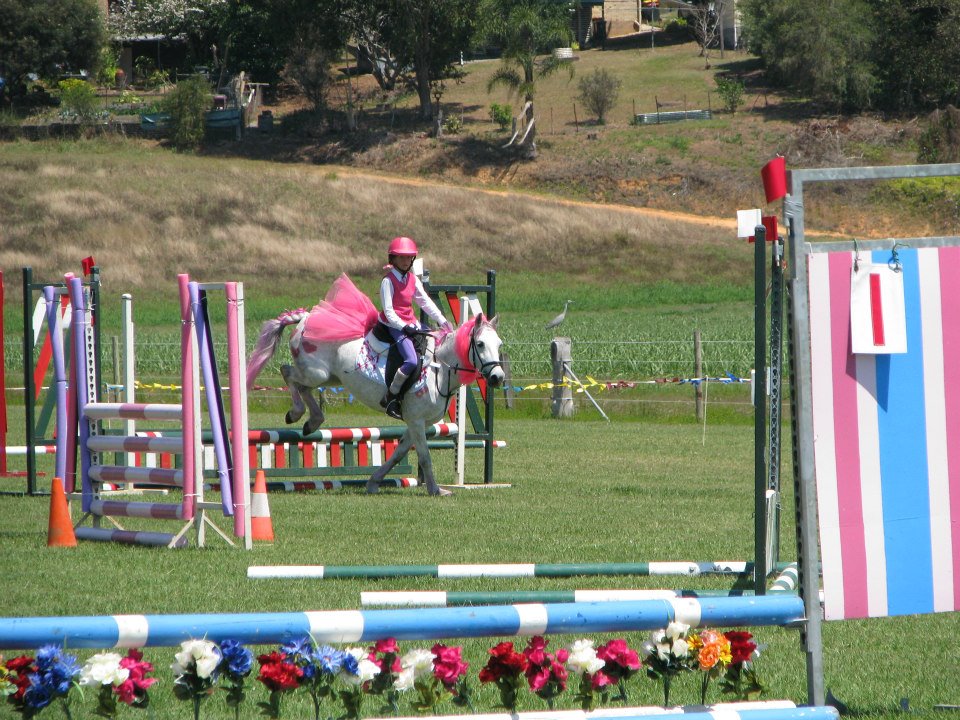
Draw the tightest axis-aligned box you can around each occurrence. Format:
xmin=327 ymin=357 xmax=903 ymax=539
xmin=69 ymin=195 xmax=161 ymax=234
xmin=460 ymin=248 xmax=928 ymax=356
xmin=366 ymin=429 xmax=415 ymax=494
xmin=409 ymin=423 xmax=451 ymax=497
xmin=281 ymin=364 xmax=305 ymax=424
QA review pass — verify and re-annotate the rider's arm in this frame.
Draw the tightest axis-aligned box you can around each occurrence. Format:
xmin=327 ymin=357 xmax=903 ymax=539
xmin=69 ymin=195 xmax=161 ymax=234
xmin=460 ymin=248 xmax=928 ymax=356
xmin=413 ymin=277 xmax=448 ymax=326
xmin=380 ymin=275 xmax=407 ymax=330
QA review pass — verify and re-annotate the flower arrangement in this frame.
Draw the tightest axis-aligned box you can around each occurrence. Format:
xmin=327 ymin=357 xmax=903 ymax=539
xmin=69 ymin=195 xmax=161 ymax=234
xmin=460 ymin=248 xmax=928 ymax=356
xmin=171 ymin=639 xmax=222 ymax=720
xmin=522 ymin=636 xmax=568 ymax=709
xmin=398 ymin=643 xmax=471 ymax=713
xmin=5 ymin=646 xmax=81 ymax=719
xmin=688 ymin=630 xmax=732 ymax=704
xmin=217 ymin=640 xmax=254 ymax=720
xmin=80 ymin=649 xmax=156 ymax=718
xmin=280 ymin=638 xmax=349 ymax=720
xmin=366 ymin=638 xmax=404 ymax=715
xmin=256 ymin=650 xmax=303 ymax=719
xmin=641 ymin=621 xmax=694 ymax=707
xmin=596 ymin=638 xmax=642 ymax=703
xmin=565 ymin=639 xmax=611 ymax=711
xmin=478 ymin=641 xmax=528 ymax=713
xmin=718 ymin=631 xmax=765 ymax=701
xmin=337 ymin=647 xmax=376 ymax=720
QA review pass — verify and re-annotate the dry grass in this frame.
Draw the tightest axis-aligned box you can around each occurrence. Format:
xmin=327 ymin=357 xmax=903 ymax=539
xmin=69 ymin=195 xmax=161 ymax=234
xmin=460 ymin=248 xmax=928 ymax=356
xmin=0 ymin=139 xmax=751 ymax=305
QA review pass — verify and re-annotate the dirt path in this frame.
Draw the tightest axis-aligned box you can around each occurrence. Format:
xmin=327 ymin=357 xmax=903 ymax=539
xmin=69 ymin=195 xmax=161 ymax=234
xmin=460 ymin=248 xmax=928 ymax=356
xmin=326 ymin=165 xmax=845 ymax=238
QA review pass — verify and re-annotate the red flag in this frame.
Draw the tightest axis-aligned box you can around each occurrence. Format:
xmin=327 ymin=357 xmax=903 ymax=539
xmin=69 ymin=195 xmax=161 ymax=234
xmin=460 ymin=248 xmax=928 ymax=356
xmin=761 ymin=215 xmax=778 ymax=242
xmin=761 ymin=157 xmax=787 ymax=203
xmin=81 ymin=256 xmax=96 ymax=275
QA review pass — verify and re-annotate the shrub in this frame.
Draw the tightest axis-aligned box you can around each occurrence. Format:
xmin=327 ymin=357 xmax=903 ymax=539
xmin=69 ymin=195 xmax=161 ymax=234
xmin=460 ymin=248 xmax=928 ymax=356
xmin=715 ymin=76 xmax=745 ymax=114
xmin=442 ymin=113 xmax=463 ymax=134
xmin=576 ymin=68 xmax=622 ymax=124
xmin=489 ymin=103 xmax=512 ymax=130
xmin=162 ymin=76 xmax=212 ymax=150
xmin=57 ymin=79 xmax=101 ymax=121
xmin=917 ymin=106 xmax=960 ymax=164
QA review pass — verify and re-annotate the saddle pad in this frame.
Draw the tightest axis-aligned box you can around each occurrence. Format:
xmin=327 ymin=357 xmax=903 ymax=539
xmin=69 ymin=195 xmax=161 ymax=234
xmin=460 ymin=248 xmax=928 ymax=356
xmin=356 ymin=337 xmax=430 ymax=392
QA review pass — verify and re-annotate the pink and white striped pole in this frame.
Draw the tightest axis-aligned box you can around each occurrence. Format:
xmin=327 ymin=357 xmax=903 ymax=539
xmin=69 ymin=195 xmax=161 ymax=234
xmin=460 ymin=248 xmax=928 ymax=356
xmin=225 ymin=282 xmax=251 ymax=544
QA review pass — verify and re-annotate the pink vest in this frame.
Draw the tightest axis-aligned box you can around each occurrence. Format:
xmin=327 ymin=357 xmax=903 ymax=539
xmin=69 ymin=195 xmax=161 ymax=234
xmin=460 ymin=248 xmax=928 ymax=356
xmin=379 ymin=271 xmax=417 ymax=325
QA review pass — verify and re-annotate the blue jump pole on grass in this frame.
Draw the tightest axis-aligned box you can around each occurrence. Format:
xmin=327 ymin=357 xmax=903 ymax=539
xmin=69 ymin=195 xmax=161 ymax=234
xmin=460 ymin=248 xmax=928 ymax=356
xmin=0 ymin=596 xmax=805 ymax=650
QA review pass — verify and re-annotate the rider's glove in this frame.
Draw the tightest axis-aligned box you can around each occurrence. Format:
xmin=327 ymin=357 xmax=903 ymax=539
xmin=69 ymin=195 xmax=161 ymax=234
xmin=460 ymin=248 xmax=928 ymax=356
xmin=402 ymin=323 xmax=419 ymax=337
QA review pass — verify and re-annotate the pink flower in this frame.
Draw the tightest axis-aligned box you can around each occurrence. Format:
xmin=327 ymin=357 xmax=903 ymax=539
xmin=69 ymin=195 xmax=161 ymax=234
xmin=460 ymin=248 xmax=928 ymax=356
xmin=114 ymin=649 xmax=156 ymax=706
xmin=591 ymin=670 xmax=615 ymax=690
xmin=431 ymin=644 xmax=468 ymax=689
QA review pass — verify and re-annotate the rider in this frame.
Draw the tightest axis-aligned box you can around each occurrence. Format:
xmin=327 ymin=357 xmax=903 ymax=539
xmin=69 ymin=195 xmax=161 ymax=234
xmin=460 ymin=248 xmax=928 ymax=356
xmin=378 ymin=236 xmax=453 ymax=420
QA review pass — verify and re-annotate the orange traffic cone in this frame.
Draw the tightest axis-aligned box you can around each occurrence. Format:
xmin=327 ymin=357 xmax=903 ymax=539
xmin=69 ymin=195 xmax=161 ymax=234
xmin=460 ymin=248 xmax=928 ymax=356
xmin=47 ymin=477 xmax=77 ymax=547
xmin=250 ymin=470 xmax=274 ymax=542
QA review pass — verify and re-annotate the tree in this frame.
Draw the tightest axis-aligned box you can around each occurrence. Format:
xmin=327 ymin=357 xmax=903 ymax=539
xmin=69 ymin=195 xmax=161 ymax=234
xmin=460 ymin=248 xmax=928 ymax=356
xmin=869 ymin=0 xmax=960 ymax=112
xmin=0 ymin=0 xmax=105 ymax=103
xmin=347 ymin=0 xmax=478 ymax=121
xmin=576 ymin=68 xmax=621 ymax=124
xmin=685 ymin=0 xmax=725 ymax=68
xmin=477 ymin=0 xmax=574 ymax=157
xmin=739 ymin=0 xmax=877 ymax=111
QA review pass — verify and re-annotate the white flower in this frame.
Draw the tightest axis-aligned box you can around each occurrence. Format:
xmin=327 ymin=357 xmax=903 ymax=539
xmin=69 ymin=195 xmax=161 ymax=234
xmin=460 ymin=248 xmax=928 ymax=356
xmin=340 ymin=648 xmax=380 ymax=686
xmin=665 ymin=622 xmax=689 ymax=640
xmin=655 ymin=642 xmax=671 ymax=662
xmin=172 ymin=639 xmax=220 ymax=679
xmin=400 ymin=648 xmax=436 ymax=680
xmin=566 ymin=639 xmax=605 ymax=675
xmin=79 ymin=652 xmax=129 ymax=687
xmin=672 ymin=639 xmax=689 ymax=658
xmin=394 ymin=666 xmax=416 ymax=692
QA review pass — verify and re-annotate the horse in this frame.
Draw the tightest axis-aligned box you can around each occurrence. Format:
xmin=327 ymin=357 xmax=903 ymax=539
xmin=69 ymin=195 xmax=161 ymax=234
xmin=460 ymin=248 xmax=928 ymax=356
xmin=246 ymin=276 xmax=504 ymax=496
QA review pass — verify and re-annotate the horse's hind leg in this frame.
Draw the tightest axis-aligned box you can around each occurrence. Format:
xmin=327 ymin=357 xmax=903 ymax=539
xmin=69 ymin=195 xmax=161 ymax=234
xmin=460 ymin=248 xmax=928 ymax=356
xmin=281 ymin=365 xmax=305 ymax=425
xmin=300 ymin=387 xmax=325 ymax=436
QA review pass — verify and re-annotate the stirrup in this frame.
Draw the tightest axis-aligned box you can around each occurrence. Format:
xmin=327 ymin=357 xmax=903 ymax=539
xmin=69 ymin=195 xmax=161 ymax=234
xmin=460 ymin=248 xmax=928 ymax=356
xmin=384 ymin=397 xmax=403 ymax=420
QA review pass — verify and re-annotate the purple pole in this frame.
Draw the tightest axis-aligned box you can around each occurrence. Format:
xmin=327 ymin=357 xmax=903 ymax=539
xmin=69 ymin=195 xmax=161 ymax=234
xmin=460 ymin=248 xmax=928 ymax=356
xmin=177 ymin=275 xmax=195 ymax=522
xmin=44 ymin=287 xmax=69 ymax=484
xmin=188 ymin=282 xmax=234 ymax=516
xmin=67 ymin=278 xmax=92 ymax=513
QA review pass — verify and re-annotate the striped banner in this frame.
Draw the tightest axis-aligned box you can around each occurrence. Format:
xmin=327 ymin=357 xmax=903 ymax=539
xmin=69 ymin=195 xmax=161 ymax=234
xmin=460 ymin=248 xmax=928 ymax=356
xmin=807 ymin=246 xmax=960 ymax=620
xmin=0 ymin=596 xmax=806 ymax=649
xmin=359 ymin=588 xmax=801 ymax=607
xmin=359 ymin=705 xmax=831 ymax=720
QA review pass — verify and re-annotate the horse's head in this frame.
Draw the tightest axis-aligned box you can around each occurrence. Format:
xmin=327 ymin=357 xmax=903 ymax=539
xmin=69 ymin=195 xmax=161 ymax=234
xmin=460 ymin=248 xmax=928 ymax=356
xmin=466 ymin=314 xmax=505 ymax=388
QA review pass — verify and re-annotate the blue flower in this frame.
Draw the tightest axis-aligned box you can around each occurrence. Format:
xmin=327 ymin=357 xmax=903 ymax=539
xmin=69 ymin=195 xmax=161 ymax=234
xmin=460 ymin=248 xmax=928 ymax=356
xmin=315 ymin=646 xmax=345 ymax=676
xmin=219 ymin=639 xmax=254 ymax=678
xmin=23 ymin=674 xmax=55 ymax=710
xmin=281 ymin=637 xmax=313 ymax=660
xmin=341 ymin=652 xmax=359 ymax=676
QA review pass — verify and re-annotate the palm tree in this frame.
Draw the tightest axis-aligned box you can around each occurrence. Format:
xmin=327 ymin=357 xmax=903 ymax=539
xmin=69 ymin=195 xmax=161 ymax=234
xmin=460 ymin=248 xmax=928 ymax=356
xmin=478 ymin=0 xmax=574 ymax=158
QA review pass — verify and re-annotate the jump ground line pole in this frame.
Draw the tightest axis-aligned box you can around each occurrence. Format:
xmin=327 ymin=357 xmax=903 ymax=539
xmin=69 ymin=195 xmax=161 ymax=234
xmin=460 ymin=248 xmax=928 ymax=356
xmin=753 ymin=224 xmax=768 ymax=595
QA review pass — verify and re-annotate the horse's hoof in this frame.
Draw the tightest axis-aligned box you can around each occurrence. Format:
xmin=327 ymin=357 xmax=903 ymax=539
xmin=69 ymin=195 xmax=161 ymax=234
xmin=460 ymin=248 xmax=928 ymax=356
xmin=285 ymin=411 xmax=296 ymax=425
xmin=366 ymin=482 xmax=380 ymax=495
xmin=429 ymin=487 xmax=453 ymax=497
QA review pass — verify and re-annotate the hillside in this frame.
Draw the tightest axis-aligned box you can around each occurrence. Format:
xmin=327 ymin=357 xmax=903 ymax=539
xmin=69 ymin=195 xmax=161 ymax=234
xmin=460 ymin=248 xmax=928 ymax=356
xmin=207 ymin=40 xmax=955 ymax=240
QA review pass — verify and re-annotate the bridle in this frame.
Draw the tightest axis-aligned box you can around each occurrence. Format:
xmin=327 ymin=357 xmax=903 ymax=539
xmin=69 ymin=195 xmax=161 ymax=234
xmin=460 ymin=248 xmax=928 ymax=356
xmin=433 ymin=319 xmax=502 ymax=401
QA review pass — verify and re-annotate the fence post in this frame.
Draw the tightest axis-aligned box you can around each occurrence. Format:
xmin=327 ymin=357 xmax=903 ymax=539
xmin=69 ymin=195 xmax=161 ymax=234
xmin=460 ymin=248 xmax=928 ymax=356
xmin=694 ymin=329 xmax=704 ymax=421
xmin=550 ymin=337 xmax=573 ymax=418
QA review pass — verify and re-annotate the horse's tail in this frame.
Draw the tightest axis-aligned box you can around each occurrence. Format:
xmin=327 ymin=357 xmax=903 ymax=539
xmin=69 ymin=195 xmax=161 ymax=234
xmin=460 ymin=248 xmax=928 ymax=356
xmin=246 ymin=309 xmax=309 ymax=389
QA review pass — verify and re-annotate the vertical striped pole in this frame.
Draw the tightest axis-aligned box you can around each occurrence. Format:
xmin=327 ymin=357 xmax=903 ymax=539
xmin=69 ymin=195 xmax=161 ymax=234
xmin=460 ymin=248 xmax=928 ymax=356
xmin=226 ymin=282 xmax=251 ymax=545
xmin=44 ymin=287 xmax=69 ymax=483
xmin=68 ymin=278 xmax=93 ymax=512
xmin=177 ymin=275 xmax=196 ymax=522
xmin=121 ymin=294 xmax=136 ymax=467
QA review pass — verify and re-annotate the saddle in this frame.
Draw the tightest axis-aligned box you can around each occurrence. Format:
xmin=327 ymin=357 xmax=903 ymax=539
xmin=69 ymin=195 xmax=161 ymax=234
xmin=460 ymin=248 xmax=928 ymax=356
xmin=371 ymin=323 xmax=429 ymax=394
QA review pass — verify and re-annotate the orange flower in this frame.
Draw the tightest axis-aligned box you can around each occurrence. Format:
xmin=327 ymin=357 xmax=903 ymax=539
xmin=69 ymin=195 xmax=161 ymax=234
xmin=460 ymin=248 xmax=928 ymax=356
xmin=698 ymin=644 xmax=721 ymax=670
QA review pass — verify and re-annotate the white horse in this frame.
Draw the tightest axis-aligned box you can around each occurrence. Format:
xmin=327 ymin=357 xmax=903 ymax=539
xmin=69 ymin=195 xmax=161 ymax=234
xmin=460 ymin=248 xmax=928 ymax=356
xmin=246 ymin=282 xmax=504 ymax=496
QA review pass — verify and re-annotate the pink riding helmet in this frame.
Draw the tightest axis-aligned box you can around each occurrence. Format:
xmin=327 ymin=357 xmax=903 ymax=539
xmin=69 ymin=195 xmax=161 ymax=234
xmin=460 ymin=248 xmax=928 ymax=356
xmin=388 ymin=236 xmax=418 ymax=257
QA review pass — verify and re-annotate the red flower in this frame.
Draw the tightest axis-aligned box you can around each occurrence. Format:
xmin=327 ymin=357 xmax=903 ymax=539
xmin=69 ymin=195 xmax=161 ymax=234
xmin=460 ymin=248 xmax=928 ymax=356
xmin=522 ymin=637 xmax=568 ymax=698
xmin=257 ymin=652 xmax=304 ymax=691
xmin=6 ymin=655 xmax=36 ymax=702
xmin=373 ymin=638 xmax=399 ymax=655
xmin=431 ymin=644 xmax=468 ymax=689
xmin=725 ymin=631 xmax=757 ymax=665
xmin=591 ymin=670 xmax=615 ymax=690
xmin=479 ymin=642 xmax=528 ymax=683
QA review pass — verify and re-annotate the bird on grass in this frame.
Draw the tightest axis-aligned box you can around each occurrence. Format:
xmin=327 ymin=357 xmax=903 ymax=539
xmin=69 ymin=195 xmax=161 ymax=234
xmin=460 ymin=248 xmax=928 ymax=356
xmin=545 ymin=300 xmax=573 ymax=330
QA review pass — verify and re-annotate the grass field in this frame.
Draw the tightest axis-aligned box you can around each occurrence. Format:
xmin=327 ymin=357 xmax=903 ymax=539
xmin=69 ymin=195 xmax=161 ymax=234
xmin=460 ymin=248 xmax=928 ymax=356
xmin=2 ymin=409 xmax=960 ymax=720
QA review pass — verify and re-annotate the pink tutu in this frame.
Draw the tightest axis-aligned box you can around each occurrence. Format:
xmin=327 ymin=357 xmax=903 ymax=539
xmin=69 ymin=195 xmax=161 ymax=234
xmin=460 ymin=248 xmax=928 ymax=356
xmin=302 ymin=274 xmax=379 ymax=343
